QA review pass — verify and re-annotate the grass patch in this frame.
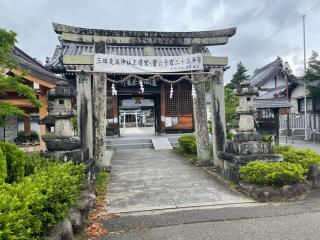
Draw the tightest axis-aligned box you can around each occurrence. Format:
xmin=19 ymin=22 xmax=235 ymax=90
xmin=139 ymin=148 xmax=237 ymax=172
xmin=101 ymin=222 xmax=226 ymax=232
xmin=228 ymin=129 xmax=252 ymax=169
xmin=94 ymin=172 xmax=110 ymax=199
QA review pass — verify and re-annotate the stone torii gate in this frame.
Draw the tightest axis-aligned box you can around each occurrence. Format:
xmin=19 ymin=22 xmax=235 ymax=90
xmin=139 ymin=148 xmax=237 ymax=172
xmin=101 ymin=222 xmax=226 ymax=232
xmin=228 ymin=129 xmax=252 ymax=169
xmin=51 ymin=23 xmax=236 ymax=169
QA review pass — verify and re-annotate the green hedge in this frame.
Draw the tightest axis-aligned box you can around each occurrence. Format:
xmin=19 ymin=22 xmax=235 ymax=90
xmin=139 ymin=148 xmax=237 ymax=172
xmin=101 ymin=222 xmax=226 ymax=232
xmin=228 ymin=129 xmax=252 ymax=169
xmin=240 ymin=161 xmax=306 ymax=187
xmin=0 ymin=141 xmax=27 ymax=183
xmin=274 ymin=145 xmax=320 ymax=170
xmin=0 ymin=142 xmax=85 ymax=239
xmin=178 ymin=134 xmax=197 ymax=154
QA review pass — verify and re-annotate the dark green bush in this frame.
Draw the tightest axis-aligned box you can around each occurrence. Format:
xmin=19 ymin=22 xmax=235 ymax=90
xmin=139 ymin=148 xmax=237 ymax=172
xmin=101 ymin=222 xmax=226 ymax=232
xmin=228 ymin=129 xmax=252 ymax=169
xmin=178 ymin=134 xmax=197 ymax=154
xmin=240 ymin=161 xmax=306 ymax=187
xmin=0 ymin=141 xmax=27 ymax=183
xmin=29 ymin=131 xmax=39 ymax=142
xmin=0 ymin=161 xmax=85 ymax=239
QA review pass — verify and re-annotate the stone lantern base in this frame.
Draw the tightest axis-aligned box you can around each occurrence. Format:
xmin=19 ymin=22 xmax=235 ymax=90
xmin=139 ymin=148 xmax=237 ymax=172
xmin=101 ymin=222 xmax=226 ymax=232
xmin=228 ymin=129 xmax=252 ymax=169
xmin=218 ymin=131 xmax=282 ymax=183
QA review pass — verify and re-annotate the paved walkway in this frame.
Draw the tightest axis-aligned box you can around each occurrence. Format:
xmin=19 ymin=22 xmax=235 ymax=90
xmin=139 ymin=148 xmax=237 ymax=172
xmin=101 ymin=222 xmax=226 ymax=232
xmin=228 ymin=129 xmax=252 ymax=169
xmin=280 ymin=136 xmax=320 ymax=153
xmin=107 ymin=149 xmax=251 ymax=213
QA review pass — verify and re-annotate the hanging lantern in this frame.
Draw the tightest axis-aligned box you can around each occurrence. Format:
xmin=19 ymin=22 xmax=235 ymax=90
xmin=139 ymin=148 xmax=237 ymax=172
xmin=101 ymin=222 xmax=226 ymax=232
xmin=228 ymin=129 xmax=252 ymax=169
xmin=112 ymin=83 xmax=117 ymax=96
xmin=191 ymin=84 xmax=196 ymax=99
xmin=170 ymin=84 xmax=173 ymax=99
xmin=139 ymin=80 xmax=144 ymax=93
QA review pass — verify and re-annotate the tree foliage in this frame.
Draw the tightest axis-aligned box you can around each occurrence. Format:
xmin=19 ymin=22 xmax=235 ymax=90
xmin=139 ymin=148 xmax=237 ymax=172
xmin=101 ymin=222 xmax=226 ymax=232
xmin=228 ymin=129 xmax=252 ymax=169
xmin=305 ymin=50 xmax=320 ymax=97
xmin=226 ymin=62 xmax=250 ymax=89
xmin=225 ymin=88 xmax=239 ymax=133
xmin=0 ymin=28 xmax=42 ymax=126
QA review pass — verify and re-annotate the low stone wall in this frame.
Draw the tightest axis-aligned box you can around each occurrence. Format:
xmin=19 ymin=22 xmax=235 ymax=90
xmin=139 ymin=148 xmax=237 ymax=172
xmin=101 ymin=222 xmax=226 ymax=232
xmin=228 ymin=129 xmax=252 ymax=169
xmin=239 ymin=181 xmax=311 ymax=202
xmin=44 ymin=190 xmax=96 ymax=240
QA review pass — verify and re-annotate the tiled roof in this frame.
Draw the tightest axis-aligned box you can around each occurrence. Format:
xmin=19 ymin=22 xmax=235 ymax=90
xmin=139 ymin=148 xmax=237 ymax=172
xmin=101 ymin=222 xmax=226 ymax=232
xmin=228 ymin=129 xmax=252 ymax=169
xmin=12 ymin=47 xmax=67 ymax=85
xmin=47 ymin=42 xmax=210 ymax=68
xmin=249 ymin=57 xmax=283 ymax=87
xmin=256 ymin=86 xmax=286 ymax=100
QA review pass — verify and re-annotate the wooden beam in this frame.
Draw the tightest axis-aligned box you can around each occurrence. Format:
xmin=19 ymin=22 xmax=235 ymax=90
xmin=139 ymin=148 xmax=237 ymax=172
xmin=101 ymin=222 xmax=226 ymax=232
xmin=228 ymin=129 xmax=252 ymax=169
xmin=0 ymin=99 xmax=34 ymax=107
xmin=11 ymin=69 xmax=56 ymax=89
xmin=24 ymin=116 xmax=31 ymax=136
xmin=38 ymin=93 xmax=48 ymax=151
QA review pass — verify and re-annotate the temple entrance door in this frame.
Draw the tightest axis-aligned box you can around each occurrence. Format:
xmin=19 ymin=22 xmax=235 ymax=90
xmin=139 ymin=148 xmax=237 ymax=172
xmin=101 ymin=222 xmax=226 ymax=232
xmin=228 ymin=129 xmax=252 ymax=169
xmin=118 ymin=94 xmax=159 ymax=137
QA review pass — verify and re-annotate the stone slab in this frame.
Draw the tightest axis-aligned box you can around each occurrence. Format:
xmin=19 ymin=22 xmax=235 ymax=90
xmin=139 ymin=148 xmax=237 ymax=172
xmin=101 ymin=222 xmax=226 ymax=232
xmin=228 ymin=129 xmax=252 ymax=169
xmin=151 ymin=138 xmax=173 ymax=150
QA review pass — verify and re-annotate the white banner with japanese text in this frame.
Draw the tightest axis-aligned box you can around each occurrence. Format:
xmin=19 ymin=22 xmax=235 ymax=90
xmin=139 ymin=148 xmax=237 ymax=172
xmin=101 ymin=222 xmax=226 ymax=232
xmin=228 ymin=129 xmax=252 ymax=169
xmin=94 ymin=53 xmax=203 ymax=73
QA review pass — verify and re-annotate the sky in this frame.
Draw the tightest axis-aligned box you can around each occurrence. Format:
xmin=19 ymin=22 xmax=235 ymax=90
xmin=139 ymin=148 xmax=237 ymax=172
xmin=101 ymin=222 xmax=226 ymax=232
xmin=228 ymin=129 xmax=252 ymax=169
xmin=1 ymin=0 xmax=320 ymax=82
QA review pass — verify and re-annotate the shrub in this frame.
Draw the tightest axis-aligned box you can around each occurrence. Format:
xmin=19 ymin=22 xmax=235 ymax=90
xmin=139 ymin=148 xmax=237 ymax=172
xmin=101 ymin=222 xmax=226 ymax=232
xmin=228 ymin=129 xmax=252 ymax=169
xmin=282 ymin=149 xmax=320 ymax=170
xmin=95 ymin=172 xmax=110 ymax=199
xmin=29 ymin=130 xmax=39 ymax=142
xmin=0 ymin=149 xmax=6 ymax=183
xmin=273 ymin=145 xmax=293 ymax=154
xmin=178 ymin=134 xmax=197 ymax=154
xmin=240 ymin=161 xmax=306 ymax=187
xmin=0 ymin=161 xmax=85 ymax=239
xmin=33 ymin=162 xmax=85 ymax=234
xmin=262 ymin=135 xmax=273 ymax=143
xmin=15 ymin=131 xmax=28 ymax=144
xmin=0 ymin=141 xmax=27 ymax=183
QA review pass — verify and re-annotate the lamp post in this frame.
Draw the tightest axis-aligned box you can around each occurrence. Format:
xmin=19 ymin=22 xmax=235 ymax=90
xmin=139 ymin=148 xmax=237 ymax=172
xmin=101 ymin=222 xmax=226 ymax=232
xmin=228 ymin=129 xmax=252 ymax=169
xmin=303 ymin=15 xmax=308 ymax=140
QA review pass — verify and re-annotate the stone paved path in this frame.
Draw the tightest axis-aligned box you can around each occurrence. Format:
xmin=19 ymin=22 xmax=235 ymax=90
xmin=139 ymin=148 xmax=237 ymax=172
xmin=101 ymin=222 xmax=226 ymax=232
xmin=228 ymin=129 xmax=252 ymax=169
xmin=107 ymin=149 xmax=251 ymax=213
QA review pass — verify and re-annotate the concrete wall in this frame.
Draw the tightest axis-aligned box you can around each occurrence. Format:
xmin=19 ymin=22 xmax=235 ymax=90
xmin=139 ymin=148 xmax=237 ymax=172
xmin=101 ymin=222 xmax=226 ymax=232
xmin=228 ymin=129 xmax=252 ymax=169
xmin=0 ymin=116 xmax=18 ymax=143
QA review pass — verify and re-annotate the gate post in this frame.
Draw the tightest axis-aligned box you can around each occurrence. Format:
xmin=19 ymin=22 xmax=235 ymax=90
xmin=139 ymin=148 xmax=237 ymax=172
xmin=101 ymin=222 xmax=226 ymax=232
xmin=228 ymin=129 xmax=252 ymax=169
xmin=210 ymin=68 xmax=226 ymax=167
xmin=93 ymin=73 xmax=109 ymax=170
xmin=76 ymin=66 xmax=93 ymax=158
xmin=192 ymin=74 xmax=211 ymax=163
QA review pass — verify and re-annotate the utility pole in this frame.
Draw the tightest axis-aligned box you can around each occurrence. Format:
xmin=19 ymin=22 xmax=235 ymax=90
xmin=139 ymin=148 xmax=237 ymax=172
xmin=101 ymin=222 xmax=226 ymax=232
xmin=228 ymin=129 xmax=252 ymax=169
xmin=303 ymin=14 xmax=308 ymax=140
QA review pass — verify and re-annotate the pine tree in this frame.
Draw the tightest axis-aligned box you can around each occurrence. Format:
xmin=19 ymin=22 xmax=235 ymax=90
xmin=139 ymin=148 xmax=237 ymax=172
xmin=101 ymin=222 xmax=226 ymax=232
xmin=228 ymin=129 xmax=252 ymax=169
xmin=305 ymin=51 xmax=320 ymax=97
xmin=226 ymin=62 xmax=250 ymax=89
xmin=0 ymin=28 xmax=42 ymax=126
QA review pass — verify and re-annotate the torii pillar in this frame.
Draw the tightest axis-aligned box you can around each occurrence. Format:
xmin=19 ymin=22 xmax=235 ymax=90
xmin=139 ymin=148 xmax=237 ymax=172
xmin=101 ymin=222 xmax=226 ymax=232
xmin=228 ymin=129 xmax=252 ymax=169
xmin=210 ymin=68 xmax=226 ymax=167
xmin=192 ymin=45 xmax=211 ymax=164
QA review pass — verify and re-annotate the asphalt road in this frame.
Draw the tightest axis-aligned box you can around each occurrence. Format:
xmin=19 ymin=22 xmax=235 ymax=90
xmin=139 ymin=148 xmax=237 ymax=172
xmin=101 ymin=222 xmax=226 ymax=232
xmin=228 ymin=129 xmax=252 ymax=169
xmin=101 ymin=195 xmax=320 ymax=240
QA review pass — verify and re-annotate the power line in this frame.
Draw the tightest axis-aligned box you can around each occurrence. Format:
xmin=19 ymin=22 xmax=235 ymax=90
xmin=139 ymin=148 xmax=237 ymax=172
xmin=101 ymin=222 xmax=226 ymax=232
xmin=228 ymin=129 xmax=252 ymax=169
xmin=261 ymin=1 xmax=320 ymax=43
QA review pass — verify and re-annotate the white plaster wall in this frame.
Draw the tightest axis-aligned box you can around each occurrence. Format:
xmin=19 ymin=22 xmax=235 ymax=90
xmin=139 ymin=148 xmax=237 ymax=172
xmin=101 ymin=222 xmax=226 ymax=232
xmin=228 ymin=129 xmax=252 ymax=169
xmin=260 ymin=77 xmax=286 ymax=89
xmin=290 ymin=85 xmax=307 ymax=114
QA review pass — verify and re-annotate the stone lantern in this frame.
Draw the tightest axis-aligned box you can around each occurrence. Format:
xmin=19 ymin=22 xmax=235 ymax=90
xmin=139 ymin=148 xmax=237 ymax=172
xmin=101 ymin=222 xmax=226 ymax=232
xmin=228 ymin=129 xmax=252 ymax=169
xmin=236 ymin=81 xmax=258 ymax=132
xmin=218 ymin=81 xmax=282 ymax=182
xmin=41 ymin=82 xmax=90 ymax=166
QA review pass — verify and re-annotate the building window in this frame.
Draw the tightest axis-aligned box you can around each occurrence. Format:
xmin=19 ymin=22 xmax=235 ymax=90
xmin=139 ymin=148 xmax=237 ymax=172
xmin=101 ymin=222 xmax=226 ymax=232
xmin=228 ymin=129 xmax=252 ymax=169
xmin=298 ymin=98 xmax=313 ymax=112
xmin=314 ymin=98 xmax=320 ymax=112
xmin=59 ymin=99 xmax=64 ymax=105
xmin=257 ymin=108 xmax=275 ymax=119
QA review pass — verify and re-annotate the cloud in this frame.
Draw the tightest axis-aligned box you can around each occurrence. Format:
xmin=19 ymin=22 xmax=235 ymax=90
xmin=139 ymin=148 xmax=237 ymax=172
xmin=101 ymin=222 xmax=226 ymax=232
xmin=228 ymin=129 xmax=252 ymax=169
xmin=0 ymin=0 xmax=319 ymax=82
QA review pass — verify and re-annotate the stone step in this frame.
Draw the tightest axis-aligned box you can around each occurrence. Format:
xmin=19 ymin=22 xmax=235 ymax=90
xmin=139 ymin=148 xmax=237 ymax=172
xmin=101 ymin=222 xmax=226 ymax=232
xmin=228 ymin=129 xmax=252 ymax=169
xmin=106 ymin=142 xmax=153 ymax=150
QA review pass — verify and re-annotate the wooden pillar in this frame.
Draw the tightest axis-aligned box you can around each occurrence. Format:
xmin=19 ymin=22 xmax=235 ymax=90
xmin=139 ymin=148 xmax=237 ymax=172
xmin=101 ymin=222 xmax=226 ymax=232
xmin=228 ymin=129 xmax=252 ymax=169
xmin=76 ymin=66 xmax=93 ymax=158
xmin=93 ymin=73 xmax=109 ymax=170
xmin=210 ymin=68 xmax=226 ymax=167
xmin=38 ymin=92 xmax=48 ymax=151
xmin=160 ymin=82 xmax=166 ymax=133
xmin=23 ymin=115 xmax=31 ymax=136
xmin=112 ymin=95 xmax=119 ymax=135
xmin=275 ymin=109 xmax=280 ymax=145
xmin=192 ymin=75 xmax=210 ymax=163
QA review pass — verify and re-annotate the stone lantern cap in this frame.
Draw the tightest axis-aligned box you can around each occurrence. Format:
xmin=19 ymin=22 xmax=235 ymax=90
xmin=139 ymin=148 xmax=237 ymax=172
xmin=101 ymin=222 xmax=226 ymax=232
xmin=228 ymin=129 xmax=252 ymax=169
xmin=234 ymin=81 xmax=259 ymax=97
xmin=48 ymin=81 xmax=77 ymax=99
